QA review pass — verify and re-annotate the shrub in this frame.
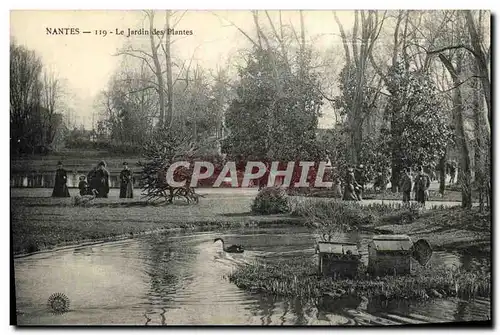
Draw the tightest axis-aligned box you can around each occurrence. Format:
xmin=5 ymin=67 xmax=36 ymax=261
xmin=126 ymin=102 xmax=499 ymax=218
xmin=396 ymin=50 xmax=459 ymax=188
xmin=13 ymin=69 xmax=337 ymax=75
xmin=228 ymin=258 xmax=491 ymax=301
xmin=251 ymin=187 xmax=290 ymax=214
xmin=289 ymin=199 xmax=377 ymax=240
xmin=291 ymin=198 xmax=375 ymax=224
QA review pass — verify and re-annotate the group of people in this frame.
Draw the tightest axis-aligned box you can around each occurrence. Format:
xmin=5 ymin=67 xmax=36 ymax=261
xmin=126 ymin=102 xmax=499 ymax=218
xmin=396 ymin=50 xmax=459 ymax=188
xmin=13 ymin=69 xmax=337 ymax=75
xmin=329 ymin=164 xmax=432 ymax=206
xmin=51 ymin=161 xmax=135 ymax=199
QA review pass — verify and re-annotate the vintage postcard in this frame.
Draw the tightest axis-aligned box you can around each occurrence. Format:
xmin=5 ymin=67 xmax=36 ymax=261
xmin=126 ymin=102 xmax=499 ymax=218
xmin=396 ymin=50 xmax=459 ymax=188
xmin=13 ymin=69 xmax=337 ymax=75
xmin=10 ymin=9 xmax=491 ymax=326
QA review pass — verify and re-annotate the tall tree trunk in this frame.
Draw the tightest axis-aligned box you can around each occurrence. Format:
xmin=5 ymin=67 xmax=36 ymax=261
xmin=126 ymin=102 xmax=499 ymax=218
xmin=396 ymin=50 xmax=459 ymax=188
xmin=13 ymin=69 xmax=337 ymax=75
xmin=439 ymin=151 xmax=447 ymax=196
xmin=148 ymin=11 xmax=165 ymax=128
xmin=472 ymin=73 xmax=485 ymax=211
xmin=390 ymin=128 xmax=401 ymax=193
xmin=439 ymin=53 xmax=472 ymax=209
xmin=465 ymin=10 xmax=491 ymax=127
xmin=165 ymin=10 xmax=174 ymax=128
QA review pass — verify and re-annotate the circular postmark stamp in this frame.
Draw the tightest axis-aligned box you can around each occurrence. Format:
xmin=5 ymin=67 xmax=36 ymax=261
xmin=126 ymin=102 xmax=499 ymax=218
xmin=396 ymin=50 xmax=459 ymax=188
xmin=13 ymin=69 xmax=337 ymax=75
xmin=47 ymin=292 xmax=70 ymax=314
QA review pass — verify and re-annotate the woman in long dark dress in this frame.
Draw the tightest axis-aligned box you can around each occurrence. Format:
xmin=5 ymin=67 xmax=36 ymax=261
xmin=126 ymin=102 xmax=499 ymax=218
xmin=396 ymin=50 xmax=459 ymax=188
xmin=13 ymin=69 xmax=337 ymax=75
xmin=119 ymin=162 xmax=134 ymax=198
xmin=343 ymin=168 xmax=361 ymax=201
xmin=88 ymin=164 xmax=99 ymax=193
xmin=94 ymin=161 xmax=110 ymax=198
xmin=52 ymin=161 xmax=71 ymax=197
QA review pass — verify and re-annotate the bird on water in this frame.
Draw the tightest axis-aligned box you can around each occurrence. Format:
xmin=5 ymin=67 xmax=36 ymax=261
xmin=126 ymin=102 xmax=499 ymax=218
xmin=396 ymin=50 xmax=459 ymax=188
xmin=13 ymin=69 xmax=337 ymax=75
xmin=213 ymin=238 xmax=244 ymax=253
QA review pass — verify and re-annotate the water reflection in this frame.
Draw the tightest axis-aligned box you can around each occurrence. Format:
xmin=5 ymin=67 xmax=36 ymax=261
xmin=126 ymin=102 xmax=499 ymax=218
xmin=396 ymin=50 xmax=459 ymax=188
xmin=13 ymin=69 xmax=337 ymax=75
xmin=14 ymin=227 xmax=490 ymax=325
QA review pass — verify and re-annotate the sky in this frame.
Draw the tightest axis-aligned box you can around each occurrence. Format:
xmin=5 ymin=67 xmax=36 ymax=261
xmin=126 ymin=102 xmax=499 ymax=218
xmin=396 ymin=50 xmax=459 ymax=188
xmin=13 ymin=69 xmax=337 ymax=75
xmin=10 ymin=10 xmax=357 ymax=129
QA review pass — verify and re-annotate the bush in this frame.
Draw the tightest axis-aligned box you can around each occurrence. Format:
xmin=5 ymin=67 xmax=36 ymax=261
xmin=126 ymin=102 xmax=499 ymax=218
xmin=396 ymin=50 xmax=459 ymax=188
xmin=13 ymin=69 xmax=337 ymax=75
xmin=289 ymin=199 xmax=429 ymax=240
xmin=251 ymin=187 xmax=290 ymax=214
xmin=228 ymin=258 xmax=491 ymax=301
xmin=291 ymin=199 xmax=376 ymax=227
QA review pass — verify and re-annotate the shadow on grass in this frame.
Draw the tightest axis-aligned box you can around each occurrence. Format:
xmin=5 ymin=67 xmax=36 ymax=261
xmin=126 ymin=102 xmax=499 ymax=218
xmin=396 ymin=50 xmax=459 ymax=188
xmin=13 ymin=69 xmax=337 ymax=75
xmin=22 ymin=201 xmax=195 ymax=208
xmin=220 ymin=212 xmax=254 ymax=217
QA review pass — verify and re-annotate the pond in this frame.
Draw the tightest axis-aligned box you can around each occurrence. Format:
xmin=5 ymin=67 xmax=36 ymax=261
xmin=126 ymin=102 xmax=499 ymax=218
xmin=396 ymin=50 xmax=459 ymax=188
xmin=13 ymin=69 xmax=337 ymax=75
xmin=14 ymin=227 xmax=490 ymax=325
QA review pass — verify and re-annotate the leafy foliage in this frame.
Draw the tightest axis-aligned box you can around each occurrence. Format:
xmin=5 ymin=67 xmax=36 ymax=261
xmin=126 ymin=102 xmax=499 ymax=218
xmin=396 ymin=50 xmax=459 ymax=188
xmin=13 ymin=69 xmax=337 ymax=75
xmin=335 ymin=64 xmax=380 ymax=118
xmin=229 ymin=257 xmax=490 ymax=301
xmin=385 ymin=62 xmax=453 ymax=169
xmin=224 ymin=47 xmax=324 ymax=162
xmin=358 ymin=132 xmax=392 ymax=182
xmin=251 ymin=186 xmax=290 ymax=214
xmin=10 ymin=41 xmax=63 ymax=154
xmin=137 ymin=128 xmax=198 ymax=203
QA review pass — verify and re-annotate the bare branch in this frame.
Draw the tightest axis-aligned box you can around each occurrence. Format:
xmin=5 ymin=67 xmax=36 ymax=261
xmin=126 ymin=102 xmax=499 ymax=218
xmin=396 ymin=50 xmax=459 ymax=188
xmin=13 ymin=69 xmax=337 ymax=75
xmin=212 ymin=12 xmax=260 ymax=49
xmin=427 ymin=44 xmax=479 ymax=58
xmin=438 ymin=75 xmax=484 ymax=93
xmin=333 ymin=11 xmax=351 ymax=65
xmin=369 ymin=52 xmax=386 ymax=82
xmin=438 ymin=53 xmax=458 ymax=81
xmin=114 ymin=51 xmax=156 ymax=74
xmin=172 ymin=10 xmax=187 ymax=29
xmin=252 ymin=10 xmax=270 ymax=49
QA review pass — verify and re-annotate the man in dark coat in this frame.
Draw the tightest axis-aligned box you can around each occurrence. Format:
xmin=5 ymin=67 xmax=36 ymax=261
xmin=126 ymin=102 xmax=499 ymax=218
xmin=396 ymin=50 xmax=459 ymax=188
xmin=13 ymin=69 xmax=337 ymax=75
xmin=414 ymin=166 xmax=431 ymax=206
xmin=354 ymin=164 xmax=367 ymax=200
xmin=119 ymin=162 xmax=134 ymax=198
xmin=52 ymin=161 xmax=71 ymax=197
xmin=399 ymin=167 xmax=413 ymax=204
xmin=87 ymin=164 xmax=98 ymax=196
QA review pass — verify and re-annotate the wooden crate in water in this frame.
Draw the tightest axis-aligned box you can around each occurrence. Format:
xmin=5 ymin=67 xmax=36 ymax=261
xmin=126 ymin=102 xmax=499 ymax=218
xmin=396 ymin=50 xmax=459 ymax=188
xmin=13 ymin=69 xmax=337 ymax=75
xmin=317 ymin=241 xmax=360 ymax=279
xmin=368 ymin=235 xmax=412 ymax=276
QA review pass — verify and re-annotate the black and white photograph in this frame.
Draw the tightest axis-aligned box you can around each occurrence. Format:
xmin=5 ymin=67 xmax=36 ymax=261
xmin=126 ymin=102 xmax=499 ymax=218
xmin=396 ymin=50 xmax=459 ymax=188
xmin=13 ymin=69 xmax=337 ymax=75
xmin=9 ymin=9 xmax=492 ymax=326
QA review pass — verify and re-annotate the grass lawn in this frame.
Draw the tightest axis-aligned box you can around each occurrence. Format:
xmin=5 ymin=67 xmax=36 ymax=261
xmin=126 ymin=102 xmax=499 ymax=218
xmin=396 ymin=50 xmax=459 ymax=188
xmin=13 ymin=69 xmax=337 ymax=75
xmin=376 ymin=206 xmax=491 ymax=252
xmin=10 ymin=188 xmax=304 ymax=255
xmin=11 ymin=186 xmax=491 ymax=256
xmin=289 ymin=198 xmax=491 ymax=252
xmin=307 ymin=188 xmax=476 ymax=203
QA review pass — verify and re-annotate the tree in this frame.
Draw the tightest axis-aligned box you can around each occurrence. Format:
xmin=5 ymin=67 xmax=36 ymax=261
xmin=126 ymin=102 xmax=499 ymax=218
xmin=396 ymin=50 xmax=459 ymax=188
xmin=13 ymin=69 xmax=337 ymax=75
xmin=138 ymin=127 xmax=212 ymax=203
xmin=424 ymin=10 xmax=490 ymax=209
xmin=116 ymin=10 xmax=188 ymax=129
xmin=224 ymin=47 xmax=323 ymax=162
xmin=98 ymin=60 xmax=158 ymax=145
xmin=334 ymin=10 xmax=386 ymax=165
xmin=438 ymin=51 xmax=472 ymax=208
xmin=10 ymin=40 xmax=64 ymax=154
xmin=384 ymin=62 xmax=452 ymax=191
xmin=219 ymin=11 xmax=324 ymax=163
xmin=40 ymin=70 xmax=61 ymax=148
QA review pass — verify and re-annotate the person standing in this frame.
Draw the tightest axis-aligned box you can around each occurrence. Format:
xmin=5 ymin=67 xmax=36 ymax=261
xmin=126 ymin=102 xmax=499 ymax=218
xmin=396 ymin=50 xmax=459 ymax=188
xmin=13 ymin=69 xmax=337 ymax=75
xmin=343 ymin=167 xmax=361 ymax=201
xmin=354 ymin=164 xmax=366 ymax=199
xmin=331 ymin=174 xmax=343 ymax=198
xmin=95 ymin=161 xmax=110 ymax=198
xmin=119 ymin=162 xmax=134 ymax=198
xmin=52 ymin=161 xmax=71 ymax=197
xmin=414 ymin=166 xmax=431 ymax=206
xmin=399 ymin=167 xmax=413 ymax=204
xmin=88 ymin=164 xmax=98 ymax=192
xmin=449 ymin=160 xmax=457 ymax=184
